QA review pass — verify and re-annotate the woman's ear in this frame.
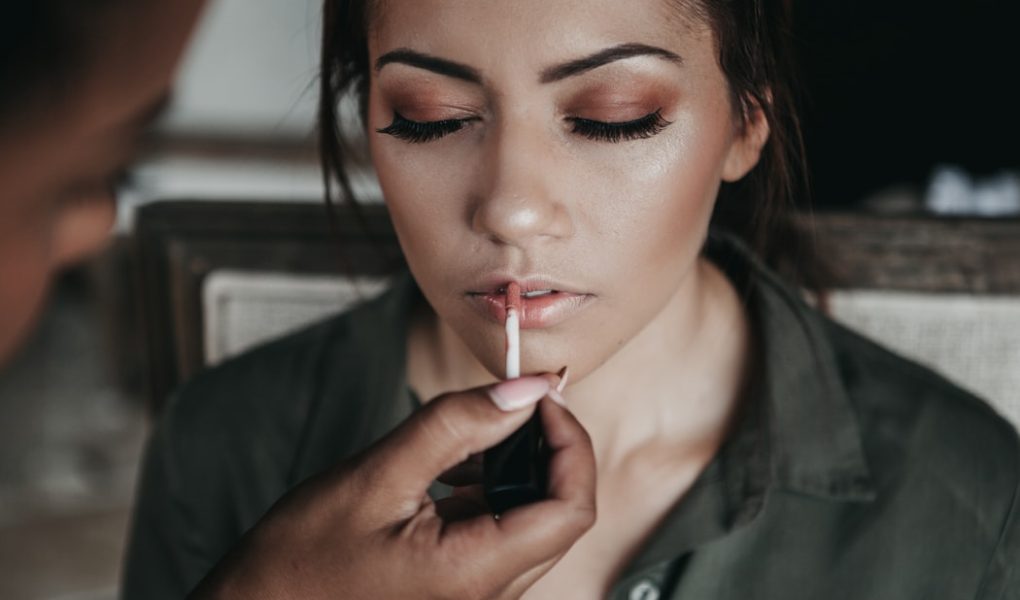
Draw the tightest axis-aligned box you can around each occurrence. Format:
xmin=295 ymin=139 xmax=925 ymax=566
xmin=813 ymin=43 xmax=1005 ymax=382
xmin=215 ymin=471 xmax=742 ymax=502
xmin=721 ymin=95 xmax=771 ymax=182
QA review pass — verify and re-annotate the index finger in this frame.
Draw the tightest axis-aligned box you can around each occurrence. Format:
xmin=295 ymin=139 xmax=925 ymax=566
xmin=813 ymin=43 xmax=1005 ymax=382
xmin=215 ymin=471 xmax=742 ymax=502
xmin=440 ymin=398 xmax=597 ymax=582
xmin=534 ymin=396 xmax=598 ymax=511
xmin=349 ymin=378 xmax=551 ymax=516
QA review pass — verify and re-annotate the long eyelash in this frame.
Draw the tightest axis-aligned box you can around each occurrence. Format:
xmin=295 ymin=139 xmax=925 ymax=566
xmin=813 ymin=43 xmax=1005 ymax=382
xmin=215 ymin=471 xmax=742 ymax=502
xmin=567 ymin=109 xmax=672 ymax=143
xmin=376 ymin=113 xmax=469 ymax=143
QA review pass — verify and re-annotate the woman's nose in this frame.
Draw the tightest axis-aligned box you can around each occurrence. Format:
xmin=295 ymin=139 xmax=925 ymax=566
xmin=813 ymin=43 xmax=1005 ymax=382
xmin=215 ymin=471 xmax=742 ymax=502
xmin=470 ymin=121 xmax=571 ymax=247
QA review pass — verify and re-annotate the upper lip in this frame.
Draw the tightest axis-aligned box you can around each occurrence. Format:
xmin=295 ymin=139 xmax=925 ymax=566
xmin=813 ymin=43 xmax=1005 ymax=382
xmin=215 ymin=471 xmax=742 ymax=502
xmin=467 ymin=275 xmax=588 ymax=296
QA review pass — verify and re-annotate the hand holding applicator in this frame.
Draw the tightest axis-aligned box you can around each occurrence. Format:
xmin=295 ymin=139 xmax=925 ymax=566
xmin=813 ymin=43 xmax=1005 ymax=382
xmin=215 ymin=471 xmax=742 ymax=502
xmin=483 ymin=282 xmax=551 ymax=514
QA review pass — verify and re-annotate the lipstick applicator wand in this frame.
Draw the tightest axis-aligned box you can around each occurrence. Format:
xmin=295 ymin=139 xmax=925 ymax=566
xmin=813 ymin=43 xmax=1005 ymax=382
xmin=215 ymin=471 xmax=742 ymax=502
xmin=483 ymin=282 xmax=549 ymax=514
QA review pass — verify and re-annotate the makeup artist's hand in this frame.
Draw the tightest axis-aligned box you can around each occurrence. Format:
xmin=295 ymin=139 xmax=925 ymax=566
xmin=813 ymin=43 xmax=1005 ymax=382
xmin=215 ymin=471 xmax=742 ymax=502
xmin=189 ymin=375 xmax=596 ymax=600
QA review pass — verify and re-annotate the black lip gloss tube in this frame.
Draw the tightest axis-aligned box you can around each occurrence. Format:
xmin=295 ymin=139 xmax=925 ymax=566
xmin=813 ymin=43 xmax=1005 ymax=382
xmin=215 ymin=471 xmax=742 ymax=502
xmin=484 ymin=411 xmax=548 ymax=514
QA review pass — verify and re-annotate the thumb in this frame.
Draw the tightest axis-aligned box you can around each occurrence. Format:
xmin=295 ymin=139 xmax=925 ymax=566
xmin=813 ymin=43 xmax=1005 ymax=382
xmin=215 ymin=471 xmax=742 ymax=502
xmin=352 ymin=376 xmax=552 ymax=514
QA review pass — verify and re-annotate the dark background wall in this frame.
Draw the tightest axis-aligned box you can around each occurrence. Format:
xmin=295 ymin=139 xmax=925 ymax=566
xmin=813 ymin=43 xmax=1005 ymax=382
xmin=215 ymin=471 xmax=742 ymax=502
xmin=793 ymin=0 xmax=1019 ymax=208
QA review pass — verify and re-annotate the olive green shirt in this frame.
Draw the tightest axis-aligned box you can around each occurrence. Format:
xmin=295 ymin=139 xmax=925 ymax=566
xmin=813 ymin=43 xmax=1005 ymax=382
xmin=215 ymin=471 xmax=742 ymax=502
xmin=122 ymin=236 xmax=1020 ymax=599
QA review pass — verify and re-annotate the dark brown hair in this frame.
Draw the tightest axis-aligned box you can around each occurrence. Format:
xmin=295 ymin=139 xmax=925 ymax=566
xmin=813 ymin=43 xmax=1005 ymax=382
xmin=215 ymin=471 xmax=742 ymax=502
xmin=318 ymin=0 xmax=815 ymax=285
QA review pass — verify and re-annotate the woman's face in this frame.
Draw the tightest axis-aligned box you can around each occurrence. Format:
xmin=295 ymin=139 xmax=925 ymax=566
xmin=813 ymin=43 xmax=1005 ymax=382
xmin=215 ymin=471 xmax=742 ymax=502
xmin=0 ymin=0 xmax=204 ymax=364
xmin=367 ymin=0 xmax=767 ymax=381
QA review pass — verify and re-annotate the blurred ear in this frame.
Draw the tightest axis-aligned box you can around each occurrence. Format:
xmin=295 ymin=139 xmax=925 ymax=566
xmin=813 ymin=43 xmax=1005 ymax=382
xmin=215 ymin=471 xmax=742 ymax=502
xmin=721 ymin=95 xmax=771 ymax=182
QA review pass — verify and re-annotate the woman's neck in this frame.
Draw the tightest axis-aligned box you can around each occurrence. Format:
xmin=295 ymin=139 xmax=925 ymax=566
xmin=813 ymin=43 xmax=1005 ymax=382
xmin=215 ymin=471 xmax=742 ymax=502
xmin=567 ymin=258 xmax=750 ymax=468
xmin=406 ymin=256 xmax=751 ymax=470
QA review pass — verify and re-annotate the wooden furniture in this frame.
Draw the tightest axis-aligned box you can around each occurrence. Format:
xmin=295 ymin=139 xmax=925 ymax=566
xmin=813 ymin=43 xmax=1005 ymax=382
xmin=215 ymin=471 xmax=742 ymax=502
xmin=132 ymin=202 xmax=1020 ymax=417
xmin=805 ymin=213 xmax=1020 ymax=293
xmin=132 ymin=200 xmax=402 ymax=412
xmin=806 ymin=212 xmax=1020 ymax=425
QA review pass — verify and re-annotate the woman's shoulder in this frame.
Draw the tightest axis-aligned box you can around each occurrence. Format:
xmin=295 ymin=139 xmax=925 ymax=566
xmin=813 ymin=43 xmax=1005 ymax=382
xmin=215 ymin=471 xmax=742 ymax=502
xmin=722 ymin=231 xmax=1018 ymax=485
xmin=825 ymin=316 xmax=1017 ymax=440
xmin=168 ymin=302 xmax=357 ymax=429
xmin=127 ymin=277 xmax=418 ymax=581
xmin=159 ymin=274 xmax=416 ymax=463
xmin=823 ymin=316 xmax=1019 ymax=505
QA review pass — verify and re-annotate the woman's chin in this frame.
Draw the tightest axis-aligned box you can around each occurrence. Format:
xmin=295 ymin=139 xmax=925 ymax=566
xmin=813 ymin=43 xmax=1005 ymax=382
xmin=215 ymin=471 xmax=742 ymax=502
xmin=456 ymin=335 xmax=568 ymax=381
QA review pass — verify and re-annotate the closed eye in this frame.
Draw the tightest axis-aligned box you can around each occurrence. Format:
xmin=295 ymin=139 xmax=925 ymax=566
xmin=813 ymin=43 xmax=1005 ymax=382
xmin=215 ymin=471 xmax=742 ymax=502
xmin=567 ymin=109 xmax=671 ymax=143
xmin=377 ymin=109 xmax=671 ymax=144
xmin=376 ymin=112 xmax=479 ymax=144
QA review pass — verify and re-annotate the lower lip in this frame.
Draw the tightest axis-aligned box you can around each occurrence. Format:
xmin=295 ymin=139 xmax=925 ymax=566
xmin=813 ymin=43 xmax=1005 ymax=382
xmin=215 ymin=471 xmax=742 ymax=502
xmin=467 ymin=291 xmax=593 ymax=329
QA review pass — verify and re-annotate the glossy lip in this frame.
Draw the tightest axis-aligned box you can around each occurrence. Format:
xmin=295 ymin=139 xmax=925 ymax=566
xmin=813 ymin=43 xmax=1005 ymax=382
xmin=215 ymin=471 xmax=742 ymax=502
xmin=466 ymin=277 xmax=595 ymax=329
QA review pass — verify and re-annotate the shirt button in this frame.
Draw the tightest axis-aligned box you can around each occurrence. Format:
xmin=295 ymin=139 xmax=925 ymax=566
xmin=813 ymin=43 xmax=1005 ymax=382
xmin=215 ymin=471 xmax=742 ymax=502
xmin=629 ymin=580 xmax=660 ymax=600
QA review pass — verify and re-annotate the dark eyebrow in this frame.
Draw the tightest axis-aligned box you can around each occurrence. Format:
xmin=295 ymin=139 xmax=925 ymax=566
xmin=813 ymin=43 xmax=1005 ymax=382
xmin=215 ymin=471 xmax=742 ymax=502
xmin=539 ymin=43 xmax=682 ymax=83
xmin=375 ymin=48 xmax=482 ymax=84
xmin=373 ymin=43 xmax=682 ymax=87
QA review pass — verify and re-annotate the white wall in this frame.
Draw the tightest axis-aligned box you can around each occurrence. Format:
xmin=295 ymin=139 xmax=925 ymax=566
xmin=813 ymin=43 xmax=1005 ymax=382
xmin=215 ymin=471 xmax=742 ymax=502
xmin=159 ymin=0 xmax=323 ymax=140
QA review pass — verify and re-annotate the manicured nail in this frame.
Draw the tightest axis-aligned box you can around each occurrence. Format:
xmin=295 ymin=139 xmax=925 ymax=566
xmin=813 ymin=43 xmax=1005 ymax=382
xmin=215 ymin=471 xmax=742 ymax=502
xmin=547 ymin=388 xmax=568 ymax=408
xmin=488 ymin=377 xmax=551 ymax=412
xmin=555 ymin=366 xmax=570 ymax=393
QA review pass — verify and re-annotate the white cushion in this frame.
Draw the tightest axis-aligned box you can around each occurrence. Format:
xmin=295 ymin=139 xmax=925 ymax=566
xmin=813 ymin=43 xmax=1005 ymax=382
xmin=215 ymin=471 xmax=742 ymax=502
xmin=830 ymin=290 xmax=1020 ymax=429
xmin=201 ymin=272 xmax=1020 ymax=430
xmin=202 ymin=270 xmax=388 ymax=365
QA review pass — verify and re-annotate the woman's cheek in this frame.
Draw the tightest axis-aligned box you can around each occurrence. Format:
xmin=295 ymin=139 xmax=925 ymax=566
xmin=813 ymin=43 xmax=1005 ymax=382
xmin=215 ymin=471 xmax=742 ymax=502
xmin=373 ymin=143 xmax=473 ymax=293
xmin=585 ymin=135 xmax=705 ymax=244
xmin=637 ymin=118 xmax=730 ymax=235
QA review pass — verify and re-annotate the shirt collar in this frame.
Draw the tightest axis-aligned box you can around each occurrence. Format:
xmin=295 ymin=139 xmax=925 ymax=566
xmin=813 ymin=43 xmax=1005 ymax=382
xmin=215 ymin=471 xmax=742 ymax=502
xmin=709 ymin=233 xmax=876 ymax=502
xmin=287 ymin=271 xmax=420 ymax=483
xmin=618 ymin=233 xmax=875 ymax=579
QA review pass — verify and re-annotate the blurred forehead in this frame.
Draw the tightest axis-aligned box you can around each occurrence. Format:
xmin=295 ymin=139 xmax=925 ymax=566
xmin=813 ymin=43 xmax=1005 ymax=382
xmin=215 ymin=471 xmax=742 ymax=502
xmin=0 ymin=1 xmax=204 ymax=201
xmin=69 ymin=0 xmax=204 ymax=137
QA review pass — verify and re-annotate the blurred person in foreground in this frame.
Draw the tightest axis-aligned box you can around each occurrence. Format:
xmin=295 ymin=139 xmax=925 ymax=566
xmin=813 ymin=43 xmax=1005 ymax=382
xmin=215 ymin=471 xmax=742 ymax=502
xmin=0 ymin=2 xmax=596 ymax=599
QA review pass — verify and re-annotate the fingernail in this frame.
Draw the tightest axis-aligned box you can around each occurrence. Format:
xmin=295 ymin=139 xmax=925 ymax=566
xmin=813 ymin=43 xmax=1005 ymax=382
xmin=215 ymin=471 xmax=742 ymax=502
xmin=555 ymin=366 xmax=570 ymax=393
xmin=547 ymin=388 xmax=568 ymax=408
xmin=488 ymin=377 xmax=551 ymax=412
